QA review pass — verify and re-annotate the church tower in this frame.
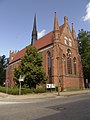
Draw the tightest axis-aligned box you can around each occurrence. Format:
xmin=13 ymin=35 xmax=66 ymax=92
xmin=53 ymin=12 xmax=60 ymax=44
xmin=31 ymin=14 xmax=37 ymax=45
xmin=52 ymin=12 xmax=61 ymax=86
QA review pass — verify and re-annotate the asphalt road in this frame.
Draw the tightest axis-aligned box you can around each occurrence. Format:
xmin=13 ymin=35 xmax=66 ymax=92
xmin=0 ymin=93 xmax=90 ymax=120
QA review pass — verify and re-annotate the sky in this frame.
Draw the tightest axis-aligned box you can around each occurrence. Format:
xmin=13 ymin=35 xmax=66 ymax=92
xmin=0 ymin=0 xmax=90 ymax=57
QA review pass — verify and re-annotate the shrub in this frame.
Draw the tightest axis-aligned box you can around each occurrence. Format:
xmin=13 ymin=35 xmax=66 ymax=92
xmin=0 ymin=86 xmax=6 ymax=93
xmin=33 ymin=88 xmax=46 ymax=93
xmin=0 ymin=86 xmax=46 ymax=95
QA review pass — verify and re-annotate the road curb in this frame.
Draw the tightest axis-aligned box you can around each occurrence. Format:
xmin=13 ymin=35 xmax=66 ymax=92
xmin=0 ymin=90 xmax=90 ymax=100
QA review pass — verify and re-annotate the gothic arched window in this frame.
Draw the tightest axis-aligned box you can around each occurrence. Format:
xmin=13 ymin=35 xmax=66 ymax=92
xmin=73 ymin=57 xmax=76 ymax=75
xmin=63 ymin=54 xmax=66 ymax=74
xmin=67 ymin=49 xmax=72 ymax=74
xmin=47 ymin=51 xmax=52 ymax=83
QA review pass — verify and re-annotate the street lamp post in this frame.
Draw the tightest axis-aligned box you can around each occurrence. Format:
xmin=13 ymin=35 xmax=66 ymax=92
xmin=6 ymin=80 xmax=9 ymax=94
xmin=58 ymin=79 xmax=60 ymax=96
xmin=5 ymin=79 xmax=9 ymax=95
xmin=56 ymin=56 xmax=60 ymax=96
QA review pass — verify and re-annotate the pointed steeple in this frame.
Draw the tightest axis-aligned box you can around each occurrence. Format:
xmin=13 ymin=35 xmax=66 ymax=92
xmin=54 ymin=12 xmax=59 ymax=31
xmin=31 ymin=14 xmax=37 ymax=45
xmin=33 ymin=14 xmax=37 ymax=33
xmin=72 ymin=23 xmax=76 ymax=39
xmin=53 ymin=12 xmax=60 ymax=44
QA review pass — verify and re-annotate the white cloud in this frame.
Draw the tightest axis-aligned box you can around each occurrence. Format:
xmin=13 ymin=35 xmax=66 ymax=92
xmin=38 ymin=29 xmax=46 ymax=39
xmin=83 ymin=2 xmax=90 ymax=22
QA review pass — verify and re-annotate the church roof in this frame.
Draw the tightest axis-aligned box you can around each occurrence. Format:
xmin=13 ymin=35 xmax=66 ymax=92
xmin=34 ymin=31 xmax=53 ymax=49
xmin=9 ymin=24 xmax=64 ymax=64
xmin=9 ymin=47 xmax=26 ymax=64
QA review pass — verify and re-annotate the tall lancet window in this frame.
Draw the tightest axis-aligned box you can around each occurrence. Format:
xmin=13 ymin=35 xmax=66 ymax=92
xmin=63 ymin=54 xmax=66 ymax=75
xmin=73 ymin=57 xmax=77 ymax=75
xmin=67 ymin=49 xmax=72 ymax=74
xmin=47 ymin=51 xmax=52 ymax=83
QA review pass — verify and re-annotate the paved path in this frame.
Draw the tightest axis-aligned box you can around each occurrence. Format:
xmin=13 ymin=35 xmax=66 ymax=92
xmin=0 ymin=91 xmax=90 ymax=120
xmin=0 ymin=89 xmax=90 ymax=100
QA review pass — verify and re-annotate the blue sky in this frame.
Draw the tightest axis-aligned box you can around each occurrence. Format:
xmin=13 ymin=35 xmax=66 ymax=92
xmin=0 ymin=0 xmax=90 ymax=57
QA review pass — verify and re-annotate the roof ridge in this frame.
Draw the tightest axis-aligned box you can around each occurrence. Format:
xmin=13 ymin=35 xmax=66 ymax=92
xmin=9 ymin=24 xmax=64 ymax=64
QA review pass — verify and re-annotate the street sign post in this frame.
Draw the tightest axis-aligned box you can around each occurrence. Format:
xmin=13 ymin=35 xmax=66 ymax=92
xmin=5 ymin=79 xmax=9 ymax=94
xmin=19 ymin=75 xmax=24 ymax=95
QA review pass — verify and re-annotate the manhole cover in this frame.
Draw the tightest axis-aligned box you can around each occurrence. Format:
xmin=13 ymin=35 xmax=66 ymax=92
xmin=48 ymin=106 xmax=66 ymax=111
xmin=56 ymin=107 xmax=65 ymax=111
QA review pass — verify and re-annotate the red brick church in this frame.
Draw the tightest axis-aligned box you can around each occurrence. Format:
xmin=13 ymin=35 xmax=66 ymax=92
xmin=6 ymin=13 xmax=84 ymax=90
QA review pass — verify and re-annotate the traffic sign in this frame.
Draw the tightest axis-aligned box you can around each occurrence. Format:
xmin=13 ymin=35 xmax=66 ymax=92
xmin=19 ymin=75 xmax=25 ymax=82
xmin=5 ymin=79 xmax=9 ymax=83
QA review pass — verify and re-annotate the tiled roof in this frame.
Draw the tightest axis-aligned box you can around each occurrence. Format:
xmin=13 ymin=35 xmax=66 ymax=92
xmin=9 ymin=24 xmax=64 ymax=64
xmin=34 ymin=31 xmax=53 ymax=49
xmin=33 ymin=24 xmax=64 ymax=50
xmin=9 ymin=47 xmax=26 ymax=64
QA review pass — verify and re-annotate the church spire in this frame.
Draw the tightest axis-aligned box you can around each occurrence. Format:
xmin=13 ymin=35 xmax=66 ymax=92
xmin=72 ymin=23 xmax=76 ymax=39
xmin=31 ymin=14 xmax=37 ymax=45
xmin=53 ymin=12 xmax=60 ymax=44
xmin=54 ymin=12 xmax=59 ymax=31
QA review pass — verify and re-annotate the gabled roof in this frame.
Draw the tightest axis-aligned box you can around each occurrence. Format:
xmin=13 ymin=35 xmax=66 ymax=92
xmin=34 ymin=31 xmax=53 ymax=49
xmin=34 ymin=24 xmax=64 ymax=49
xmin=9 ymin=24 xmax=64 ymax=64
xmin=9 ymin=47 xmax=26 ymax=64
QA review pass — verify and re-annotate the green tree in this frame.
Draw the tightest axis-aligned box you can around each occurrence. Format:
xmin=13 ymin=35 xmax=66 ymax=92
xmin=77 ymin=29 xmax=90 ymax=86
xmin=0 ymin=55 xmax=8 ymax=86
xmin=14 ymin=46 xmax=47 ymax=88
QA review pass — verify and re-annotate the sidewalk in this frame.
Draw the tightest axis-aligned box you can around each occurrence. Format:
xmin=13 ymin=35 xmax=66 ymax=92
xmin=0 ymin=89 xmax=90 ymax=100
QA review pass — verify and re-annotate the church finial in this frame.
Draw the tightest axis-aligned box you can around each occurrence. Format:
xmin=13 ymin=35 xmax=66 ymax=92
xmin=54 ymin=12 xmax=59 ymax=31
xmin=72 ymin=23 xmax=76 ymax=39
xmin=64 ymin=16 xmax=68 ymax=24
xmin=31 ymin=14 xmax=37 ymax=45
xmin=55 ymin=12 xmax=56 ymax=17
xmin=53 ymin=12 xmax=60 ymax=44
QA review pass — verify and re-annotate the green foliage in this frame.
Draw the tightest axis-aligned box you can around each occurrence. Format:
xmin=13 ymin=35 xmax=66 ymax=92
xmin=14 ymin=68 xmax=21 ymax=84
xmin=33 ymin=88 xmax=46 ymax=93
xmin=0 ymin=55 xmax=8 ymax=86
xmin=77 ymin=29 xmax=90 ymax=83
xmin=14 ymin=46 xmax=47 ymax=88
xmin=0 ymin=86 xmax=46 ymax=95
xmin=0 ymin=86 xmax=6 ymax=93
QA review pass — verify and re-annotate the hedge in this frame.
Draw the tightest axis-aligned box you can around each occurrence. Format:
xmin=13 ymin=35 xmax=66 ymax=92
xmin=0 ymin=86 xmax=46 ymax=95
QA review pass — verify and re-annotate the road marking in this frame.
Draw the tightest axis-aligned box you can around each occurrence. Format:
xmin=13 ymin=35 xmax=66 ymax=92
xmin=0 ymin=99 xmax=46 ymax=105
xmin=0 ymin=102 xmax=18 ymax=105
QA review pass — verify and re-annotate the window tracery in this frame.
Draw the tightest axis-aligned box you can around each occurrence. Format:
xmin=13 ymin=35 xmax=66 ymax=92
xmin=47 ymin=51 xmax=52 ymax=83
xmin=67 ymin=49 xmax=72 ymax=74
xmin=73 ymin=57 xmax=76 ymax=75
